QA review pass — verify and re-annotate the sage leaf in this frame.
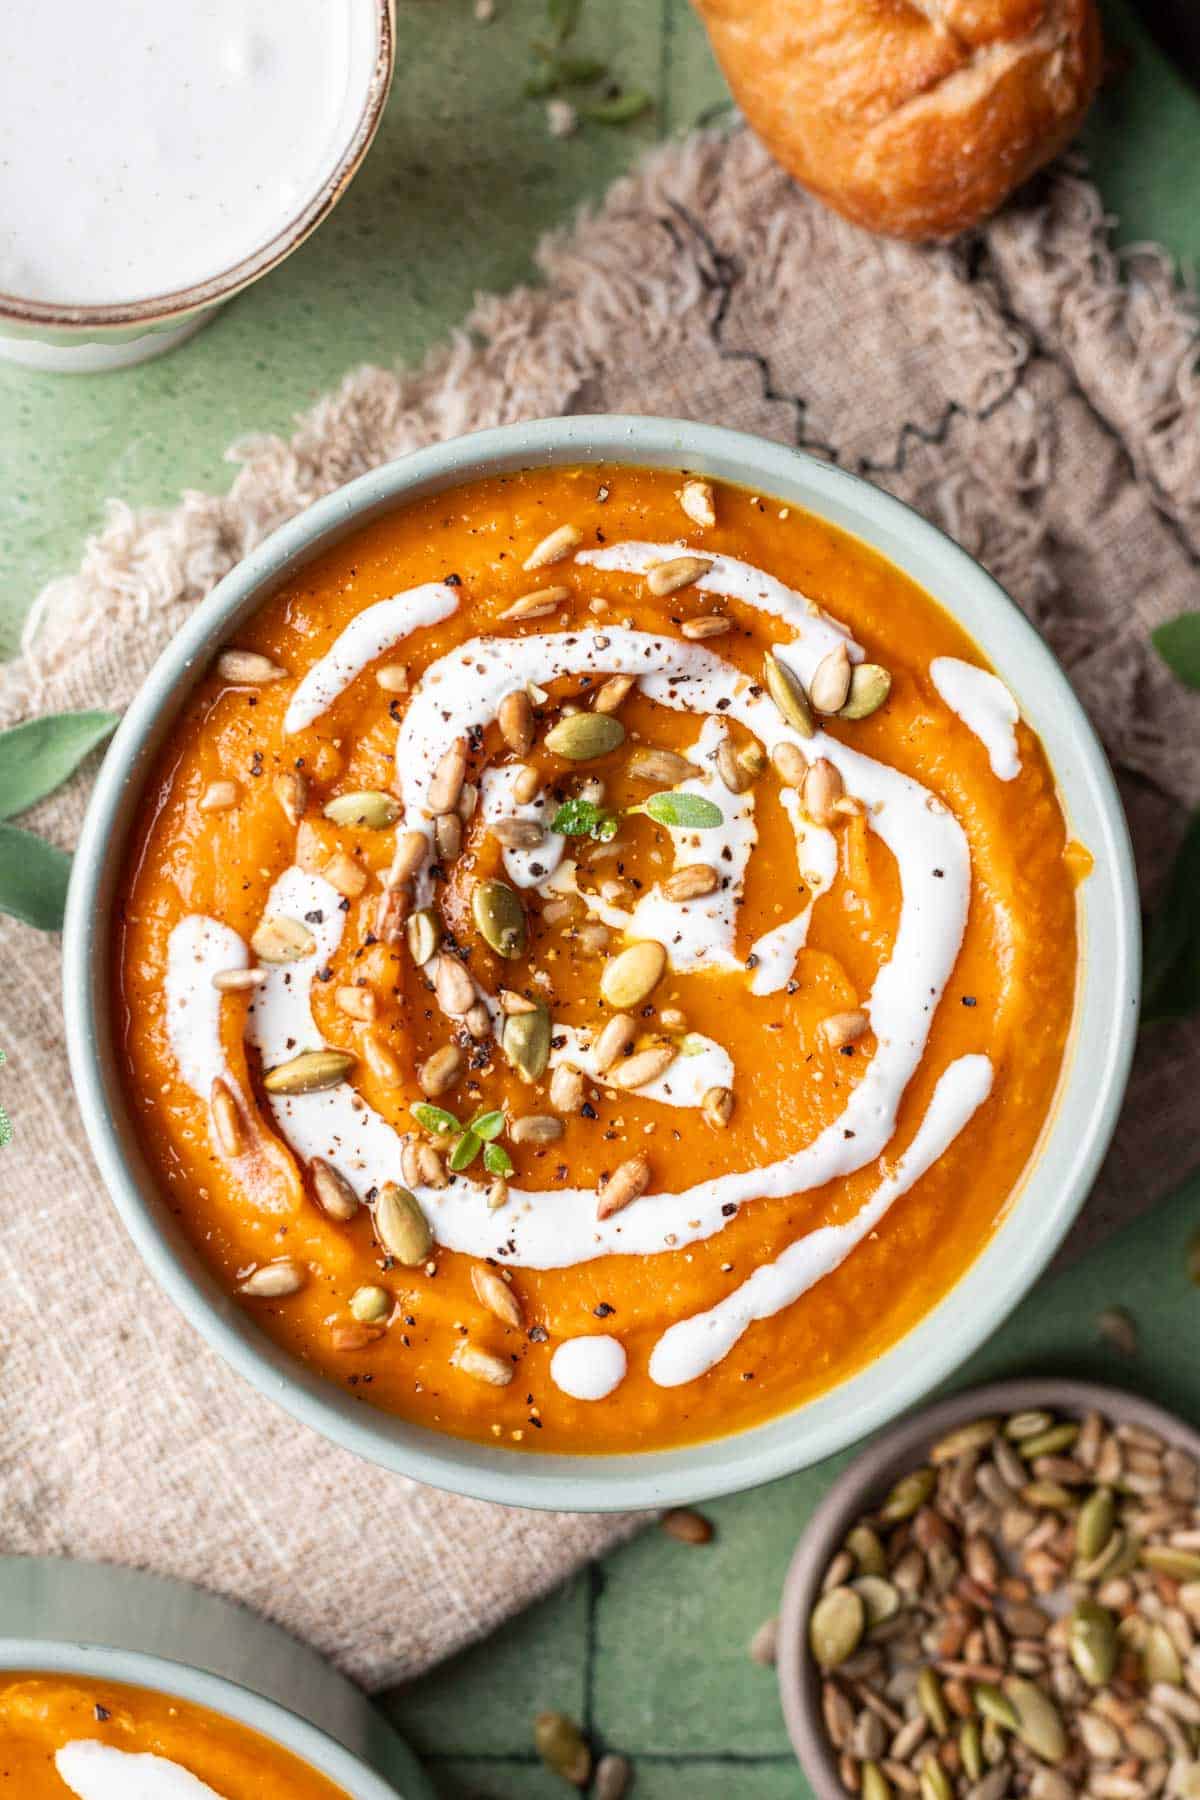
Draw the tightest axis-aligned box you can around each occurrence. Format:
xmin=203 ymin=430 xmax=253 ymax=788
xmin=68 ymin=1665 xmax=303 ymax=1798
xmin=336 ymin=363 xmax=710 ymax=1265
xmin=641 ymin=790 xmax=723 ymax=830
xmin=449 ymin=1130 xmax=483 ymax=1173
xmin=1142 ymin=808 xmax=1200 ymax=1023
xmin=484 ymin=1141 xmax=514 ymax=1177
xmin=579 ymin=89 xmax=652 ymax=125
xmin=0 ymin=823 xmax=72 ymax=930
xmin=1153 ymin=613 xmax=1200 ymax=690
xmin=0 ymin=709 xmax=118 ymax=821
xmin=547 ymin=0 xmax=581 ymax=45
xmin=550 ymin=798 xmax=619 ymax=840
xmin=469 ymin=1109 xmax=505 ymax=1142
xmin=412 ymin=1102 xmax=461 ymax=1136
xmin=559 ymin=56 xmax=608 ymax=84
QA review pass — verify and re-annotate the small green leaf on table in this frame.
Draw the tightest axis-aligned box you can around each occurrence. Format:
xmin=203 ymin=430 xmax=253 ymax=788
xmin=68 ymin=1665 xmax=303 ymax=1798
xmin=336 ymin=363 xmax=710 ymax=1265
xmin=0 ymin=709 xmax=118 ymax=821
xmin=579 ymin=90 xmax=652 ymax=125
xmin=1152 ymin=613 xmax=1200 ymax=690
xmin=0 ymin=823 xmax=73 ymax=930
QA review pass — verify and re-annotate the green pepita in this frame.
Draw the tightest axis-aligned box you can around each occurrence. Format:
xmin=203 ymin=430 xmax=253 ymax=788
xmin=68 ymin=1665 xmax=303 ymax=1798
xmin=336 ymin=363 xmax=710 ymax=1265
xmin=918 ymin=1754 xmax=952 ymax=1800
xmin=1075 ymin=1486 xmax=1116 ymax=1561
xmin=930 ymin=1417 xmax=1000 ymax=1464
xmin=1017 ymin=1423 xmax=1080 ymax=1460
xmin=861 ymin=1763 xmax=892 ymax=1800
xmin=1142 ymin=1545 xmax=1200 ymax=1581
xmin=1005 ymin=1679 xmax=1066 ymax=1764
xmin=263 ymin=1048 xmax=355 ymax=1094
xmin=762 ymin=651 xmax=815 ymax=738
xmin=1075 ymin=1525 xmax=1130 ymax=1583
xmin=406 ymin=906 xmax=440 ymax=966
xmin=918 ymin=1667 xmax=949 ymax=1736
xmin=839 ymin=662 xmax=892 ymax=721
xmin=322 ymin=790 xmax=400 ymax=829
xmin=1143 ymin=1621 xmax=1184 ymax=1686
xmin=534 ymin=1710 xmax=591 ymax=1786
xmin=1004 ymin=1410 xmax=1055 ymax=1441
xmin=1020 ymin=1481 xmax=1076 ymax=1510
xmin=544 ymin=712 xmax=626 ymax=761
xmin=472 ymin=877 xmax=527 ymax=958
xmin=373 ymin=1183 xmax=433 ymax=1266
xmin=349 ymin=1284 xmax=392 ymax=1324
xmin=879 ymin=1466 xmax=936 ymax=1523
xmin=853 ymin=1575 xmax=900 ymax=1628
xmin=808 ymin=1585 xmax=864 ymax=1669
xmin=974 ymin=1684 xmax=1018 ymax=1731
xmin=845 ymin=1524 xmax=887 ymax=1577
xmin=1067 ymin=1600 xmax=1117 ymax=1687
xmin=501 ymin=1002 xmax=551 ymax=1083
xmin=959 ymin=1720 xmax=983 ymax=1783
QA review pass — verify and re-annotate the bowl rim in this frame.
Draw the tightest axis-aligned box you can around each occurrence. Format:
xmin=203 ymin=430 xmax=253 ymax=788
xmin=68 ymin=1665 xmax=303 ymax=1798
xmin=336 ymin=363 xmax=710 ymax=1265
xmin=0 ymin=1 xmax=394 ymax=332
xmin=0 ymin=1639 xmax=403 ymax=1798
xmin=776 ymin=1377 xmax=1200 ymax=1798
xmin=62 ymin=414 xmax=1141 ymax=1512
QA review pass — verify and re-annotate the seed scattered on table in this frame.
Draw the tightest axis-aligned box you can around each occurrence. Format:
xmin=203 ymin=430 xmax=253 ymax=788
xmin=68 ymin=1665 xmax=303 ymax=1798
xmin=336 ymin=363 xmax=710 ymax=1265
xmin=661 ymin=1507 xmax=714 ymax=1544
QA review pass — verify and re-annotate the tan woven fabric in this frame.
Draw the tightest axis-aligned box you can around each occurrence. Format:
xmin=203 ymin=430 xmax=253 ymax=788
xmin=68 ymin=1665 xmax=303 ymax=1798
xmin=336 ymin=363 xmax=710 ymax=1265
xmin=1 ymin=130 xmax=1198 ymax=1689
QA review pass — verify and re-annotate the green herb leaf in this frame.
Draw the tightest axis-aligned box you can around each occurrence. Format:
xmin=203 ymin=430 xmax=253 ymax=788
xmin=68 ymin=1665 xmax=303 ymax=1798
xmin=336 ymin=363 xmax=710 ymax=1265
xmin=550 ymin=798 xmax=619 ymax=840
xmin=558 ymin=55 xmax=608 ymax=84
xmin=1153 ymin=613 xmax=1200 ymax=691
xmin=1142 ymin=808 xmax=1200 ymax=1023
xmin=449 ymin=1130 xmax=482 ymax=1173
xmin=640 ymin=790 xmax=724 ymax=830
xmin=524 ymin=64 xmax=563 ymax=97
xmin=0 ymin=823 xmax=72 ymax=930
xmin=0 ymin=709 xmax=119 ymax=822
xmin=469 ymin=1109 xmax=506 ymax=1142
xmin=578 ymin=89 xmax=652 ymax=125
xmin=0 ymin=1050 xmax=10 ymax=1151
xmin=411 ymin=1102 xmax=461 ymax=1136
xmin=484 ymin=1141 xmax=514 ymax=1177
xmin=547 ymin=0 xmax=581 ymax=45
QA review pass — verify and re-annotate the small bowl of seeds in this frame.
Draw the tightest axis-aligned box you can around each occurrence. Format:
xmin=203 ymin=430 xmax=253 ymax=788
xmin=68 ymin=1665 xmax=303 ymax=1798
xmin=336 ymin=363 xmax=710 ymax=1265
xmin=777 ymin=1379 xmax=1200 ymax=1800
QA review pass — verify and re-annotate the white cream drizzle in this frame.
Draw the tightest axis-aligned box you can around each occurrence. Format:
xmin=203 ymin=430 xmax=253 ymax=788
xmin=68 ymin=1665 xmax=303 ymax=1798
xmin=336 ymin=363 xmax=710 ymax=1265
xmin=648 ymin=1054 xmax=994 ymax=1387
xmin=165 ymin=916 xmax=247 ymax=1095
xmin=930 ymin=656 xmax=1021 ymax=781
xmin=480 ymin=763 xmax=565 ymax=890
xmin=160 ymin=541 xmax=1002 ymax=1389
xmin=550 ymin=1335 xmax=627 ymax=1400
xmin=283 ymin=582 xmax=460 ymax=734
xmin=56 ymin=1740 xmax=226 ymax=1800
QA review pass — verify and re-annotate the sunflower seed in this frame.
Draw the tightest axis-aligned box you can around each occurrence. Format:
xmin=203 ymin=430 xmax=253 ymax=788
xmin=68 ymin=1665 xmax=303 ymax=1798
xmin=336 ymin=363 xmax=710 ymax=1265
xmin=471 ymin=1264 xmax=523 ymax=1328
xmin=349 ymin=1285 xmax=391 ymax=1324
xmin=213 ymin=965 xmax=266 ymax=992
xmin=217 ymin=649 xmax=286 ymax=685
xmin=803 ymin=757 xmax=845 ymax=825
xmin=607 ymin=1044 xmax=676 ymax=1090
xmin=199 ymin=779 xmax=239 ymax=813
xmin=406 ymin=906 xmax=440 ymax=966
xmin=533 ymin=1710 xmax=590 ymax=1784
xmin=435 ymin=954 xmax=476 ymax=1016
xmin=492 ymin=815 xmax=545 ymax=849
xmin=523 ymin=524 xmax=581 ymax=571
xmin=426 ymin=737 xmax=468 ymax=815
xmin=418 ymin=1044 xmax=462 ymax=1098
xmin=663 ymin=863 xmax=719 ymax=901
xmin=823 ymin=1009 xmax=870 ymax=1050
xmin=702 ymin=1085 xmax=734 ymax=1130
xmin=646 ymin=554 xmax=713 ymax=596
xmin=209 ymin=1078 xmax=242 ymax=1156
xmin=596 ymin=1152 xmax=651 ymax=1221
xmin=549 ymin=1063 xmax=585 ymax=1113
xmin=451 ymin=1341 xmax=514 ymax=1386
xmin=592 ymin=1012 xmax=637 ymax=1073
xmin=593 ymin=674 xmax=636 ymax=715
xmin=500 ymin=585 xmax=571 ymax=621
xmin=678 ymin=479 xmax=716 ymax=527
xmin=310 ymin=1157 xmax=360 ymax=1222
xmin=510 ymin=1113 xmax=563 ymax=1145
xmin=498 ymin=689 xmax=535 ymax=755
xmin=810 ymin=642 xmax=854 ymax=714
xmin=239 ymin=1260 xmax=305 ymax=1298
xmin=251 ymin=915 xmax=315 ymax=963
xmin=681 ymin=614 xmax=730 ymax=640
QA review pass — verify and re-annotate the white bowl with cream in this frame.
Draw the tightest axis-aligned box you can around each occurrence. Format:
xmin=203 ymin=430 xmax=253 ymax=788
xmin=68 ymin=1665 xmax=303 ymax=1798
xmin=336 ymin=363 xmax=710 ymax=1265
xmin=0 ymin=0 xmax=393 ymax=371
xmin=63 ymin=415 xmax=1139 ymax=1510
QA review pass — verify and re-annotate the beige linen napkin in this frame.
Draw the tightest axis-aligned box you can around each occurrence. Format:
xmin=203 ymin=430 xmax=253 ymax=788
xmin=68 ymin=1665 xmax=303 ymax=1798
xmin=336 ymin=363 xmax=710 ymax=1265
xmin=1 ymin=130 xmax=1198 ymax=1688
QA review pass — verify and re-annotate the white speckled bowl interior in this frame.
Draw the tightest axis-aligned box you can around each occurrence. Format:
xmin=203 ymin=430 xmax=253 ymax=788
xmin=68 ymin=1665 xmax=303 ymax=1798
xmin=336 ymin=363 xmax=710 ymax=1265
xmin=63 ymin=416 xmax=1140 ymax=1511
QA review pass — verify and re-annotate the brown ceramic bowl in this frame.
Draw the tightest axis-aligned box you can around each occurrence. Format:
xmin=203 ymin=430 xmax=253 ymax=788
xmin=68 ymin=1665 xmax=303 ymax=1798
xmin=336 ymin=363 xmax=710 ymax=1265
xmin=777 ymin=1377 xmax=1200 ymax=1798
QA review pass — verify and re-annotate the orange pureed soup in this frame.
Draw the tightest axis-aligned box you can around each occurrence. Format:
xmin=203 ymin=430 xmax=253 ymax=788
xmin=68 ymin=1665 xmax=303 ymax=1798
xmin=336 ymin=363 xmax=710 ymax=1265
xmin=0 ymin=1673 xmax=348 ymax=1796
xmin=115 ymin=466 xmax=1081 ymax=1454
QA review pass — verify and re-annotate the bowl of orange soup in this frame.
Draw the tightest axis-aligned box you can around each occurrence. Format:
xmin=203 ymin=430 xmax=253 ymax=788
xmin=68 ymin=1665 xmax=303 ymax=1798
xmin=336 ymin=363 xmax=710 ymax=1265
xmin=64 ymin=416 xmax=1139 ymax=1508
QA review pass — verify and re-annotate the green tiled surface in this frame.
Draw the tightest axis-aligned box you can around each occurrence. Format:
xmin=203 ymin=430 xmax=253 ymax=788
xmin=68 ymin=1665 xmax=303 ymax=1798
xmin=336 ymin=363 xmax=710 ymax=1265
xmin=2 ymin=1 xmax=1198 ymax=1794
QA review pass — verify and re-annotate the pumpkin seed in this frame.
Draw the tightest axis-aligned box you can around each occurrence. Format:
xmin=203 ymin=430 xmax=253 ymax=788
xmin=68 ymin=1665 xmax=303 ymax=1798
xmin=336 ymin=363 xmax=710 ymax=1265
xmin=596 ymin=1152 xmax=651 ymax=1221
xmin=861 ymin=1763 xmax=892 ymax=1800
xmin=879 ymin=1466 xmax=936 ymax=1523
xmin=374 ymin=1183 xmax=432 ymax=1265
xmin=974 ymin=1684 xmax=1018 ymax=1731
xmin=1143 ymin=1621 xmax=1183 ymax=1685
xmin=1076 ymin=1486 xmax=1116 ymax=1561
xmin=523 ymin=524 xmax=582 ymax=571
xmin=251 ymin=914 xmax=315 ymax=963
xmin=628 ymin=745 xmax=701 ymax=785
xmin=918 ymin=1759 xmax=952 ymax=1800
xmin=960 ymin=1721 xmax=983 ymax=1783
xmin=763 ymin=651 xmax=815 ymax=738
xmin=1018 ymin=1423 xmax=1080 ymax=1459
xmin=1142 ymin=1545 xmax=1200 ymax=1581
xmin=239 ymin=1260 xmax=305 ymax=1298
xmin=1067 ymin=1600 xmax=1117 ymax=1686
xmin=216 ymin=648 xmax=286 ymax=685
xmin=854 ymin=1575 xmax=900 ymax=1627
xmin=545 ymin=712 xmax=626 ymax=761
xmin=846 ymin=1524 xmax=887 ymax=1577
xmin=646 ymin=553 xmax=713 ymax=596
xmin=678 ymin=479 xmax=716 ymax=528
xmin=1006 ymin=1679 xmax=1066 ymax=1763
xmin=809 ymin=642 xmax=853 ymax=714
xmin=451 ymin=1341 xmax=514 ymax=1387
xmin=498 ymin=688 xmax=535 ymax=755
xmin=349 ymin=1285 xmax=391 ymax=1324
xmin=931 ymin=1417 xmax=1000 ymax=1464
xmin=840 ymin=663 xmax=892 ymax=721
xmin=471 ymin=1264 xmax=524 ymax=1328
xmin=1021 ymin=1481 xmax=1075 ymax=1510
xmin=534 ymin=1710 xmax=591 ymax=1785
xmin=263 ymin=1049 xmax=355 ymax=1094
xmin=918 ymin=1667 xmax=949 ymax=1736
xmin=492 ymin=816 xmax=545 ymax=849
xmin=406 ymin=907 xmax=440 ymax=966
xmin=310 ymin=1157 xmax=360 ymax=1222
xmin=1005 ymin=1410 xmax=1055 ymax=1440
xmin=472 ymin=878 xmax=527 ymax=958
xmin=501 ymin=1002 xmax=551 ymax=1082
xmin=322 ymin=790 xmax=400 ymax=829
xmin=809 ymin=1585 xmax=865 ymax=1669
xmin=600 ymin=939 xmax=667 ymax=1008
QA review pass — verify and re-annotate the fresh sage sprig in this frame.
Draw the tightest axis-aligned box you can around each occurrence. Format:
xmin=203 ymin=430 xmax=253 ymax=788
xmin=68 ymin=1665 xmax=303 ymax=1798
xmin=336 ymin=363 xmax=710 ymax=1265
xmin=551 ymin=788 xmax=724 ymax=840
xmin=411 ymin=1103 xmax=513 ymax=1176
xmin=550 ymin=798 xmax=619 ymax=841
xmin=0 ymin=709 xmax=119 ymax=931
xmin=1142 ymin=613 xmax=1200 ymax=1023
xmin=526 ymin=0 xmax=651 ymax=123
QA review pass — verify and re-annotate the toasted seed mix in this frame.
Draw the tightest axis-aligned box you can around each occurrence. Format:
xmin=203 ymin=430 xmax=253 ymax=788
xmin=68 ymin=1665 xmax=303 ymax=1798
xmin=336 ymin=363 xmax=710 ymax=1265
xmin=808 ymin=1404 xmax=1200 ymax=1798
xmin=661 ymin=1507 xmax=714 ymax=1544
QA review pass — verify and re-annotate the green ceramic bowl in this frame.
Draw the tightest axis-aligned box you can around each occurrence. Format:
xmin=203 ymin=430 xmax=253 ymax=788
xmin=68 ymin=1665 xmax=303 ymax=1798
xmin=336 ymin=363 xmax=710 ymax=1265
xmin=62 ymin=416 xmax=1140 ymax=1511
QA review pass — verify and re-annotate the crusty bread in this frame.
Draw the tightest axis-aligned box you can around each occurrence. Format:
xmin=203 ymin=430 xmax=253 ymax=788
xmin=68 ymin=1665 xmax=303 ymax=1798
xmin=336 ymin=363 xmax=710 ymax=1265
xmin=691 ymin=0 xmax=1103 ymax=241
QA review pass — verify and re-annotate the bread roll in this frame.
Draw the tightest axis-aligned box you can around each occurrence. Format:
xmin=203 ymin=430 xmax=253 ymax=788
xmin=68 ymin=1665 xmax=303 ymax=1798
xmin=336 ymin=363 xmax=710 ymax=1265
xmin=691 ymin=0 xmax=1103 ymax=241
